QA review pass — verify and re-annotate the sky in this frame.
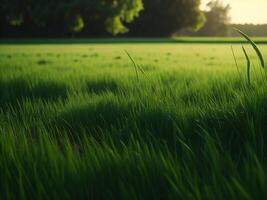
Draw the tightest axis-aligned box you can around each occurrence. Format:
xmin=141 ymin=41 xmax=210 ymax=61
xmin=201 ymin=0 xmax=267 ymax=24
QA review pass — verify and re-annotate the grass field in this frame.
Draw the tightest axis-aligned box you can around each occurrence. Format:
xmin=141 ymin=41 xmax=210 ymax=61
xmin=1 ymin=37 xmax=267 ymax=44
xmin=1 ymin=41 xmax=267 ymax=199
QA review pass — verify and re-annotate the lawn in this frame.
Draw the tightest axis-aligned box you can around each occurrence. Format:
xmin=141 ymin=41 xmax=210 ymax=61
xmin=0 ymin=41 xmax=267 ymax=199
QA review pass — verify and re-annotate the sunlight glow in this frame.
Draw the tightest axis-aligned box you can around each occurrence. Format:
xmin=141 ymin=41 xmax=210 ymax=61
xmin=201 ymin=0 xmax=267 ymax=24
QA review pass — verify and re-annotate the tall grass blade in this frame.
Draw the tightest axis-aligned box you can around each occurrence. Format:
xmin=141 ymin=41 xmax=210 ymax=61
xmin=125 ymin=50 xmax=145 ymax=79
xmin=235 ymin=28 xmax=265 ymax=68
xmin=125 ymin=50 xmax=139 ymax=81
xmin=137 ymin=64 xmax=145 ymax=75
xmin=231 ymin=45 xmax=243 ymax=82
xmin=242 ymin=46 xmax=251 ymax=85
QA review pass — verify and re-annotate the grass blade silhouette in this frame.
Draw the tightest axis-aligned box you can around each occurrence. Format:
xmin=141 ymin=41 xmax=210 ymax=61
xmin=231 ymin=45 xmax=243 ymax=82
xmin=125 ymin=50 xmax=146 ymax=81
xmin=242 ymin=46 xmax=251 ymax=85
xmin=125 ymin=50 xmax=139 ymax=80
xmin=235 ymin=28 xmax=265 ymax=68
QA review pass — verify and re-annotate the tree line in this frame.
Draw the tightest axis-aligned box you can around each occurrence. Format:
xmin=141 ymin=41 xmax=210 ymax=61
xmin=228 ymin=24 xmax=267 ymax=37
xmin=0 ymin=0 xmax=143 ymax=37
xmin=1 ymin=0 xmax=266 ymax=38
xmin=178 ymin=1 xmax=267 ymax=37
xmin=0 ymin=0 xmax=205 ymax=37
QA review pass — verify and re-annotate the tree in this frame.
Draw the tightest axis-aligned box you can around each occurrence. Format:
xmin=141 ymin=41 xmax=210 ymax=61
xmin=197 ymin=0 xmax=231 ymax=36
xmin=0 ymin=0 xmax=143 ymax=36
xmin=229 ymin=24 xmax=267 ymax=37
xmin=62 ymin=0 xmax=143 ymax=35
xmin=128 ymin=0 xmax=205 ymax=37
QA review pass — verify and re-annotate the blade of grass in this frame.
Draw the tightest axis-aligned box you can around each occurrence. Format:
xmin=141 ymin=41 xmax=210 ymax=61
xmin=137 ymin=64 xmax=145 ymax=75
xmin=235 ymin=28 xmax=265 ymax=68
xmin=125 ymin=50 xmax=146 ymax=78
xmin=231 ymin=45 xmax=243 ymax=82
xmin=125 ymin=50 xmax=139 ymax=81
xmin=242 ymin=46 xmax=251 ymax=85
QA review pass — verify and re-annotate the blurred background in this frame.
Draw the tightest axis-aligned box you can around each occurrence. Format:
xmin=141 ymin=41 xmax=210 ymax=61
xmin=0 ymin=0 xmax=266 ymax=38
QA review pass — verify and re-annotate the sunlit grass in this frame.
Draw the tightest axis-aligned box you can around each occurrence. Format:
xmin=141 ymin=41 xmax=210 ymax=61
xmin=0 ymin=42 xmax=267 ymax=199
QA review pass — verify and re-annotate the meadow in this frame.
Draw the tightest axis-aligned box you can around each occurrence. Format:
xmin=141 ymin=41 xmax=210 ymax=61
xmin=1 ymin=40 xmax=267 ymax=199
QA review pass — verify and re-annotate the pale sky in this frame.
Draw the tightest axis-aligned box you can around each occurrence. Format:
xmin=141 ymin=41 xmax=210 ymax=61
xmin=201 ymin=0 xmax=267 ymax=24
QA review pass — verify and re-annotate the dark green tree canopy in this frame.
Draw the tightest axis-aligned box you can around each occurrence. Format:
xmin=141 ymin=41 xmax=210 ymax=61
xmin=128 ymin=0 xmax=205 ymax=37
xmin=0 ymin=0 xmax=143 ymax=36
xmin=0 ymin=0 xmax=206 ymax=37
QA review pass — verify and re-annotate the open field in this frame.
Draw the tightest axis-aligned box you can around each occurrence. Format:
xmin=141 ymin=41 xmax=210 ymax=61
xmin=1 ymin=37 xmax=267 ymax=44
xmin=1 ymin=41 xmax=267 ymax=199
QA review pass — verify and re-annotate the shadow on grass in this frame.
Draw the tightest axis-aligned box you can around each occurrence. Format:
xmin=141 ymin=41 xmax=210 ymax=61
xmin=56 ymin=100 xmax=130 ymax=141
xmin=37 ymin=59 xmax=51 ymax=65
xmin=51 ymin=92 xmax=267 ymax=164
xmin=85 ymin=79 xmax=120 ymax=94
xmin=0 ymin=78 xmax=68 ymax=108
xmin=56 ymin=100 xmax=179 ymax=144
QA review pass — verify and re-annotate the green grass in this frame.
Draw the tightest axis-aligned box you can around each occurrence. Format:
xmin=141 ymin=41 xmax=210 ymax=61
xmin=1 ymin=37 xmax=267 ymax=44
xmin=0 ymin=42 xmax=267 ymax=199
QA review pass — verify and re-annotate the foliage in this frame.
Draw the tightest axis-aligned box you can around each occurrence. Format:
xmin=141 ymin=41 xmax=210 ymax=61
xmin=0 ymin=0 xmax=204 ymax=37
xmin=229 ymin=24 xmax=267 ymax=37
xmin=0 ymin=0 xmax=143 ymax=35
xmin=67 ymin=15 xmax=84 ymax=33
xmin=129 ymin=0 xmax=205 ymax=36
xmin=194 ymin=0 xmax=231 ymax=36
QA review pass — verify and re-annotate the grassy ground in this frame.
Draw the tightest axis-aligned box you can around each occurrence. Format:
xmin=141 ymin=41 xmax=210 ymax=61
xmin=0 ymin=42 xmax=267 ymax=199
xmin=1 ymin=37 xmax=267 ymax=44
